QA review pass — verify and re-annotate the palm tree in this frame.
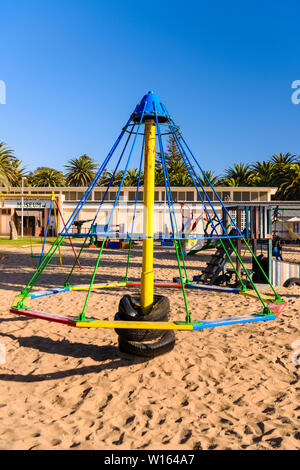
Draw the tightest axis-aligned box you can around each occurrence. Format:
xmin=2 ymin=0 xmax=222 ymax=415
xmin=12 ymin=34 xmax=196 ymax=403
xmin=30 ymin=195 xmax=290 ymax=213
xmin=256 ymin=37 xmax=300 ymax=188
xmin=271 ymin=152 xmax=299 ymax=165
xmin=65 ymin=154 xmax=98 ymax=187
xmin=9 ymin=159 xmax=28 ymax=187
xmin=98 ymin=169 xmax=124 ymax=187
xmin=275 ymin=163 xmax=300 ymax=200
xmin=31 ymin=167 xmax=66 ymax=187
xmin=197 ymin=170 xmax=222 ymax=187
xmin=269 ymin=153 xmax=299 ymax=188
xmin=124 ymin=168 xmax=143 ymax=186
xmin=222 ymin=163 xmax=253 ymax=187
xmin=0 ymin=142 xmax=16 ymax=184
xmin=250 ymin=161 xmax=275 ymax=187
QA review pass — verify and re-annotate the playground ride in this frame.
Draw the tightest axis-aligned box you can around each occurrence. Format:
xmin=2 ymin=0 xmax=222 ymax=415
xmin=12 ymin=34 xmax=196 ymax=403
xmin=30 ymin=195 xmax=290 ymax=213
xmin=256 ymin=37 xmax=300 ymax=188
xmin=272 ymin=206 xmax=300 ymax=287
xmin=10 ymin=92 xmax=287 ymax=358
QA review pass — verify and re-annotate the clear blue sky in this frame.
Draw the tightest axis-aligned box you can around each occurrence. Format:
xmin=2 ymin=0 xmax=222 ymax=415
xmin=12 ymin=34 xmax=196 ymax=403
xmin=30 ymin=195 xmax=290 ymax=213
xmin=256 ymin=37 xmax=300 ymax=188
xmin=1 ymin=0 xmax=300 ymax=176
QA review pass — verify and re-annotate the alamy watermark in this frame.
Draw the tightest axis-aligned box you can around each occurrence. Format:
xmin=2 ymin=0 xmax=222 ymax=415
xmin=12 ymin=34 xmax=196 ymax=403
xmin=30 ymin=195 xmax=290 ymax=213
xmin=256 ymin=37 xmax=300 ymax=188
xmin=291 ymin=339 xmax=300 ymax=365
xmin=291 ymin=80 xmax=300 ymax=104
xmin=0 ymin=80 xmax=6 ymax=104
xmin=0 ymin=341 xmax=6 ymax=365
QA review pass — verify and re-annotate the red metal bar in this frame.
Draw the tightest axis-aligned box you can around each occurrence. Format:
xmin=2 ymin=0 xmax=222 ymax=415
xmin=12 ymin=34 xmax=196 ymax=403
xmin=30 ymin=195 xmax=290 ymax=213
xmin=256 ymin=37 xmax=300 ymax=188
xmin=10 ymin=308 xmax=77 ymax=326
xmin=55 ymin=199 xmax=82 ymax=270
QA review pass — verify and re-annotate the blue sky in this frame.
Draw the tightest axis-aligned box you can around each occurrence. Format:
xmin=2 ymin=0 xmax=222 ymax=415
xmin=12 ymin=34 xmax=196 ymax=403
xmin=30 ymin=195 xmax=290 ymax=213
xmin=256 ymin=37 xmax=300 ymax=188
xmin=1 ymin=0 xmax=300 ymax=176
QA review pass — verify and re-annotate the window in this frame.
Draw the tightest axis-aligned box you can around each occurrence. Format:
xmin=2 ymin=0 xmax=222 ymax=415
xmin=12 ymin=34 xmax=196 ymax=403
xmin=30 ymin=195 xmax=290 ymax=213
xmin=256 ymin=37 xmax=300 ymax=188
xmin=233 ymin=192 xmax=242 ymax=201
xmin=69 ymin=192 xmax=77 ymax=201
xmin=186 ymin=191 xmax=194 ymax=202
xmin=63 ymin=192 xmax=70 ymax=200
xmin=242 ymin=192 xmax=250 ymax=201
xmin=205 ymin=191 xmax=213 ymax=202
xmin=94 ymin=191 xmax=104 ymax=201
xmin=155 ymin=191 xmax=160 ymax=201
xmin=197 ymin=191 xmax=204 ymax=202
xmin=171 ymin=191 xmax=177 ymax=202
xmin=178 ymin=192 xmax=185 ymax=201
xmin=259 ymin=192 xmax=267 ymax=202
xmin=77 ymin=192 xmax=84 ymax=201
xmin=222 ymin=191 xmax=231 ymax=201
xmin=128 ymin=191 xmax=135 ymax=201
xmin=293 ymin=222 xmax=300 ymax=233
xmin=251 ymin=192 xmax=259 ymax=202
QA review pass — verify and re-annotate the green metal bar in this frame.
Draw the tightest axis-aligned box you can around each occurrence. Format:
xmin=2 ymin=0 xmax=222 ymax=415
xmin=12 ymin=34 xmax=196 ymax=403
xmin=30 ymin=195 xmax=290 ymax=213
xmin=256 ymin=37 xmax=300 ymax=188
xmin=219 ymin=239 xmax=246 ymax=289
xmin=19 ymin=235 xmax=65 ymax=304
xmin=174 ymin=240 xmax=191 ymax=324
xmin=243 ymin=238 xmax=281 ymax=300
xmin=79 ymin=238 xmax=106 ymax=321
xmin=227 ymin=238 xmax=270 ymax=312
xmin=64 ymin=235 xmax=89 ymax=287
xmin=178 ymin=240 xmax=189 ymax=284
xmin=124 ymin=238 xmax=133 ymax=282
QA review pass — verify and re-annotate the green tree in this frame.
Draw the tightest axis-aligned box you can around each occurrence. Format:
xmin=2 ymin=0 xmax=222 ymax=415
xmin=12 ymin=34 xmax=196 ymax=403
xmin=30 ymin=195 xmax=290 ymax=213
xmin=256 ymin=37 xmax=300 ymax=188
xmin=10 ymin=159 xmax=28 ymax=187
xmin=275 ymin=163 xmax=300 ymax=200
xmin=98 ymin=169 xmax=124 ymax=187
xmin=156 ymin=133 xmax=190 ymax=186
xmin=0 ymin=142 xmax=16 ymax=184
xmin=65 ymin=154 xmax=98 ymax=187
xmin=31 ymin=167 xmax=66 ymax=187
xmin=124 ymin=168 xmax=143 ymax=186
xmin=271 ymin=152 xmax=299 ymax=165
xmin=250 ymin=161 xmax=275 ymax=187
xmin=222 ymin=163 xmax=253 ymax=186
xmin=197 ymin=170 xmax=222 ymax=187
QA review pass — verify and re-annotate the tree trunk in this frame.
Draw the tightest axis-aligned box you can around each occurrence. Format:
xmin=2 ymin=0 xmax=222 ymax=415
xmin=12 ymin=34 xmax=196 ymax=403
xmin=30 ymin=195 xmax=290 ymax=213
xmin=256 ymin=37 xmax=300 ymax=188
xmin=9 ymin=220 xmax=18 ymax=240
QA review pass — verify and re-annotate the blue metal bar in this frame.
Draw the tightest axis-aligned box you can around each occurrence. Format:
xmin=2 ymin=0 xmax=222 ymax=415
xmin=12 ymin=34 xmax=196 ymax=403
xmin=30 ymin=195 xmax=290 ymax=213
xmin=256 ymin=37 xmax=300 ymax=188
xmin=60 ymin=116 xmax=133 ymax=235
xmin=61 ymin=231 xmax=245 ymax=241
xmin=163 ymin=109 xmax=242 ymax=238
xmin=154 ymin=113 xmax=177 ymax=236
xmin=89 ymin=123 xmax=136 ymax=232
xmin=105 ymin=102 xmax=147 ymax=234
xmin=39 ymin=198 xmax=53 ymax=266
xmin=191 ymin=313 xmax=276 ymax=330
xmin=163 ymin=105 xmax=242 ymax=235
xmin=164 ymin=117 xmax=222 ymax=238
xmin=130 ymin=135 xmax=145 ymax=236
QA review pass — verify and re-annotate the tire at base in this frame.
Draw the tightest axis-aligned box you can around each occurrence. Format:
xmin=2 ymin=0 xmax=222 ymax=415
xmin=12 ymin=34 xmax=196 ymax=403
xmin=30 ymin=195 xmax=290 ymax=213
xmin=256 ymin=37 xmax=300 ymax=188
xmin=118 ymin=330 xmax=176 ymax=358
xmin=283 ymin=277 xmax=300 ymax=287
xmin=114 ymin=312 xmax=168 ymax=342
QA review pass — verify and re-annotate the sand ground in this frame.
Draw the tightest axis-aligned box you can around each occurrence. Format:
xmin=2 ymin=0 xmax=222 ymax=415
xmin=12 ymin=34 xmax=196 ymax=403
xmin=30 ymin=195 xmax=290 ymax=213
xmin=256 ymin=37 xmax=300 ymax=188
xmin=0 ymin=241 xmax=299 ymax=450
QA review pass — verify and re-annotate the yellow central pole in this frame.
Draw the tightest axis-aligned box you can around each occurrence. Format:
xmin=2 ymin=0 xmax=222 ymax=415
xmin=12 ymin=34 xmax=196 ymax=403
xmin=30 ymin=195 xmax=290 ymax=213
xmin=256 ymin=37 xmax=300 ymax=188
xmin=141 ymin=118 xmax=155 ymax=314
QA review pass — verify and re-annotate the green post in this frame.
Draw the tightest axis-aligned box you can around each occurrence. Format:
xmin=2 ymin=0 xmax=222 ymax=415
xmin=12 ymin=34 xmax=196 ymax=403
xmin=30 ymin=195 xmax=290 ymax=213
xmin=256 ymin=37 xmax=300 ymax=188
xmin=79 ymin=238 xmax=106 ymax=321
xmin=267 ymin=209 xmax=273 ymax=284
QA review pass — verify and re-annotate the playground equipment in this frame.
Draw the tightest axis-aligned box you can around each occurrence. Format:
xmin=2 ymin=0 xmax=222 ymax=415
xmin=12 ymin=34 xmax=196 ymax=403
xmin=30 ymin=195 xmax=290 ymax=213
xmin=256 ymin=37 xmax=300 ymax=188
xmin=0 ymin=192 xmax=81 ymax=269
xmin=273 ymin=206 xmax=300 ymax=243
xmin=271 ymin=206 xmax=300 ymax=286
xmin=9 ymin=92 xmax=286 ymax=358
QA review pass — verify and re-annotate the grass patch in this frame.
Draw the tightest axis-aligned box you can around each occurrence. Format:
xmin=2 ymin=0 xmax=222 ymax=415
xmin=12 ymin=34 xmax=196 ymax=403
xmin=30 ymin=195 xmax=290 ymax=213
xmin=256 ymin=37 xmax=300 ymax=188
xmin=0 ymin=237 xmax=57 ymax=248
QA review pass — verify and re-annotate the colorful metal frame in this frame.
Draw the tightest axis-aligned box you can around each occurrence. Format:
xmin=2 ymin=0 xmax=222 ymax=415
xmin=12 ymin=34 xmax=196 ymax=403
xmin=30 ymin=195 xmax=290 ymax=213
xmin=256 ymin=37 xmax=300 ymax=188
xmin=9 ymin=91 xmax=287 ymax=333
xmin=10 ymin=280 xmax=287 ymax=331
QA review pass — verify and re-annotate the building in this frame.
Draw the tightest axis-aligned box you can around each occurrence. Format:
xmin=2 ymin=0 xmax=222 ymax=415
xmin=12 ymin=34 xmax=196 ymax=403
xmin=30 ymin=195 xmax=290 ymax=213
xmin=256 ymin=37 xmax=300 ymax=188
xmin=1 ymin=185 xmax=299 ymax=241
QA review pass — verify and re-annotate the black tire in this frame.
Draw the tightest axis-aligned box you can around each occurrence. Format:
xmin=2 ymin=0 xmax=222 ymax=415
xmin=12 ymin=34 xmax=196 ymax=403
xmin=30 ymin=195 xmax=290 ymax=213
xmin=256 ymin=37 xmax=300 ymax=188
xmin=118 ymin=330 xmax=176 ymax=358
xmin=283 ymin=277 xmax=300 ymax=287
xmin=118 ymin=294 xmax=169 ymax=321
xmin=114 ymin=312 xmax=168 ymax=342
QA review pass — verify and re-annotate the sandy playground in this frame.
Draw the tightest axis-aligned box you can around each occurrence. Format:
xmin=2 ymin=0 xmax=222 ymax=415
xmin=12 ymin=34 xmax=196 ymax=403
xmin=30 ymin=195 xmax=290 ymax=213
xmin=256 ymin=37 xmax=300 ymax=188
xmin=0 ymin=241 xmax=299 ymax=450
